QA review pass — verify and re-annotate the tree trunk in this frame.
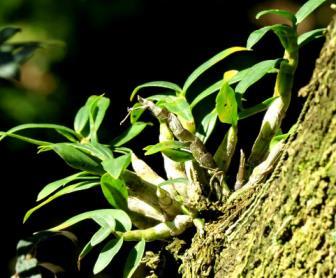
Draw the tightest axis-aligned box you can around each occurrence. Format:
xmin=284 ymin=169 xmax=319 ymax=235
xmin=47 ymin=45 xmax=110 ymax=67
xmin=179 ymin=16 xmax=336 ymax=278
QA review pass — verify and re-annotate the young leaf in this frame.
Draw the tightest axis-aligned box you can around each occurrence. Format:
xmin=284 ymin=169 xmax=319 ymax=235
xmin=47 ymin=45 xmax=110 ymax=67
xmin=48 ymin=209 xmax=120 ymax=231
xmin=247 ymin=25 xmax=274 ymax=49
xmin=102 ymin=153 xmax=131 ymax=179
xmin=216 ymin=81 xmax=238 ymax=126
xmin=144 ymin=141 xmax=187 ymax=155
xmin=295 ymin=0 xmax=327 ymax=24
xmin=89 ymin=96 xmax=110 ymax=142
xmin=235 ymin=59 xmax=280 ymax=94
xmin=162 ymin=149 xmax=193 ymax=162
xmin=123 ymin=239 xmax=146 ymax=278
xmin=78 ymin=241 xmax=93 ymax=269
xmin=41 ymin=143 xmax=104 ymax=174
xmin=93 ymin=237 xmax=123 ymax=275
xmin=256 ymin=9 xmax=296 ymax=25
xmin=270 ymin=124 xmax=297 ymax=149
xmin=74 ymin=106 xmax=89 ymax=135
xmin=24 ymin=182 xmax=99 ymax=223
xmin=111 ymin=122 xmax=149 ymax=147
xmin=196 ymin=109 xmax=217 ymax=143
xmin=130 ymin=81 xmax=182 ymax=101
xmin=90 ymin=226 xmax=113 ymax=247
xmin=182 ymin=46 xmax=247 ymax=93
xmin=298 ymin=28 xmax=326 ymax=47
xmin=238 ymin=96 xmax=278 ymax=120
xmin=37 ymin=172 xmax=98 ymax=201
xmin=101 ymin=173 xmax=128 ymax=210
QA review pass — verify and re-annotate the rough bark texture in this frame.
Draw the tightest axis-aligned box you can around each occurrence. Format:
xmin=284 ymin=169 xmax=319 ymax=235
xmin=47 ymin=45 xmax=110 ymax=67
xmin=179 ymin=16 xmax=336 ymax=278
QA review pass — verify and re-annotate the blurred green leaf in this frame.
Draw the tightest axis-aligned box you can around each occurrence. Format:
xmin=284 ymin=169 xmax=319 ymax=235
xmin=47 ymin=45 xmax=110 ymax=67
xmin=101 ymin=173 xmax=128 ymax=210
xmin=295 ymin=0 xmax=327 ymax=24
xmin=130 ymin=81 xmax=182 ymax=101
xmin=216 ymin=81 xmax=238 ymax=126
xmin=238 ymin=96 xmax=278 ymax=120
xmin=0 ymin=27 xmax=21 ymax=44
xmin=144 ymin=141 xmax=187 ymax=155
xmin=111 ymin=122 xmax=149 ymax=147
xmin=298 ymin=28 xmax=326 ymax=47
xmin=183 ymin=46 xmax=247 ymax=93
xmin=93 ymin=237 xmax=123 ymax=275
xmin=123 ymin=238 xmax=146 ymax=278
xmin=256 ymin=9 xmax=296 ymax=25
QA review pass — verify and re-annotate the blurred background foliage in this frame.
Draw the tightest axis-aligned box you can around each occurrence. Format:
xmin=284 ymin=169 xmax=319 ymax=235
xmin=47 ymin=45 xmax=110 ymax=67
xmin=0 ymin=0 xmax=332 ymax=276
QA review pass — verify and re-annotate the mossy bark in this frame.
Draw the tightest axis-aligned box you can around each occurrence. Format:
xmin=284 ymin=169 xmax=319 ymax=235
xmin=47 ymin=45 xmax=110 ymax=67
xmin=179 ymin=17 xmax=336 ymax=278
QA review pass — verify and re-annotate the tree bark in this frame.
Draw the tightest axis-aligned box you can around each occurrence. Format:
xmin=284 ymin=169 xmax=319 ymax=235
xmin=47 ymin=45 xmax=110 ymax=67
xmin=179 ymin=16 xmax=336 ymax=278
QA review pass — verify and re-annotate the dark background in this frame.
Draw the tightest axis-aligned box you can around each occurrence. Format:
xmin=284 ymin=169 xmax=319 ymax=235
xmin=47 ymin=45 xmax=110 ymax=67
xmin=0 ymin=0 xmax=331 ymax=276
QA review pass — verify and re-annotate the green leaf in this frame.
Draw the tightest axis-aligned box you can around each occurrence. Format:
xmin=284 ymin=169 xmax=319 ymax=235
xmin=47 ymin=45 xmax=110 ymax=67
xmin=93 ymin=237 xmax=123 ymax=275
xmin=247 ymin=25 xmax=274 ymax=49
xmin=111 ymin=122 xmax=149 ymax=147
xmin=0 ymin=131 xmax=50 ymax=146
xmin=0 ymin=27 xmax=21 ymax=44
xmin=101 ymin=174 xmax=128 ymax=210
xmin=158 ymin=178 xmax=189 ymax=187
xmin=256 ymin=9 xmax=296 ymax=25
xmin=78 ymin=241 xmax=93 ymax=269
xmin=183 ymin=46 xmax=248 ymax=93
xmin=91 ymin=96 xmax=110 ymax=142
xmin=0 ymin=123 xmax=80 ymax=142
xmin=24 ymin=181 xmax=99 ymax=223
xmin=162 ymin=149 xmax=193 ymax=162
xmin=238 ymin=96 xmax=278 ymax=120
xmin=130 ymin=103 xmax=146 ymax=124
xmin=109 ymin=209 xmax=132 ymax=232
xmin=49 ymin=209 xmax=121 ymax=231
xmin=41 ymin=143 xmax=104 ymax=174
xmin=144 ymin=141 xmax=187 ymax=155
xmin=130 ymin=81 xmax=182 ymax=101
xmin=235 ymin=59 xmax=280 ymax=94
xmin=270 ymin=124 xmax=297 ymax=149
xmin=71 ymin=142 xmax=113 ymax=161
xmin=90 ymin=226 xmax=113 ymax=247
xmin=102 ymin=153 xmax=131 ymax=179
xmin=196 ymin=109 xmax=217 ymax=143
xmin=298 ymin=28 xmax=326 ymax=47
xmin=216 ymin=81 xmax=238 ymax=126
xmin=295 ymin=0 xmax=327 ymax=24
xmin=190 ymin=80 xmax=222 ymax=109
xmin=37 ymin=172 xmax=98 ymax=201
xmin=123 ymin=239 xmax=146 ymax=278
xmin=74 ymin=106 xmax=89 ymax=135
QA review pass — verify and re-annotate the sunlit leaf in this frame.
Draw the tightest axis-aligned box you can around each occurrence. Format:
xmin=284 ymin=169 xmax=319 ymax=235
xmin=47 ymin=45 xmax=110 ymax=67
xmin=183 ymin=46 xmax=248 ymax=93
xmin=111 ymin=122 xmax=149 ymax=147
xmin=235 ymin=59 xmax=280 ymax=94
xmin=298 ymin=28 xmax=326 ymax=47
xmin=90 ymin=226 xmax=113 ymax=247
xmin=93 ymin=238 xmax=123 ymax=275
xmin=37 ymin=172 xmax=97 ymax=201
xmin=238 ymin=96 xmax=278 ymax=120
xmin=144 ymin=141 xmax=187 ymax=155
xmin=101 ymin=174 xmax=128 ymax=210
xmin=102 ymin=153 xmax=131 ymax=179
xmin=216 ymin=81 xmax=238 ymax=126
xmin=123 ymin=238 xmax=146 ymax=278
xmin=295 ymin=0 xmax=327 ymax=24
xmin=130 ymin=81 xmax=182 ymax=101
xmin=256 ymin=9 xmax=296 ymax=25
xmin=24 ymin=181 xmax=99 ymax=223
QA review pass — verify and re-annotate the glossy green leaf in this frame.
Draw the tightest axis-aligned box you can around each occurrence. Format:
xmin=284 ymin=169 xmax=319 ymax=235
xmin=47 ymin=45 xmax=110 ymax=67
xmin=183 ymin=46 xmax=248 ymax=93
xmin=101 ymin=174 xmax=128 ymax=210
xmin=0 ymin=123 xmax=80 ymax=142
xmin=197 ymin=109 xmax=217 ymax=143
xmin=24 ymin=181 xmax=99 ymax=223
xmin=93 ymin=237 xmax=123 ymax=275
xmin=123 ymin=238 xmax=146 ymax=278
xmin=216 ymin=81 xmax=238 ymax=126
xmin=295 ymin=0 xmax=327 ymax=24
xmin=144 ymin=141 xmax=187 ymax=155
xmin=162 ymin=149 xmax=193 ymax=162
xmin=49 ymin=209 xmax=120 ymax=231
xmin=235 ymin=59 xmax=280 ymax=94
xmin=102 ymin=153 xmax=131 ymax=179
xmin=298 ymin=28 xmax=326 ymax=47
xmin=90 ymin=226 xmax=113 ymax=247
xmin=0 ymin=27 xmax=21 ymax=44
xmin=40 ymin=143 xmax=103 ymax=174
xmin=238 ymin=96 xmax=278 ymax=120
xmin=130 ymin=81 xmax=182 ymax=101
xmin=111 ymin=122 xmax=149 ymax=147
xmin=256 ymin=9 xmax=296 ymax=25
xmin=37 ymin=172 xmax=98 ymax=201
